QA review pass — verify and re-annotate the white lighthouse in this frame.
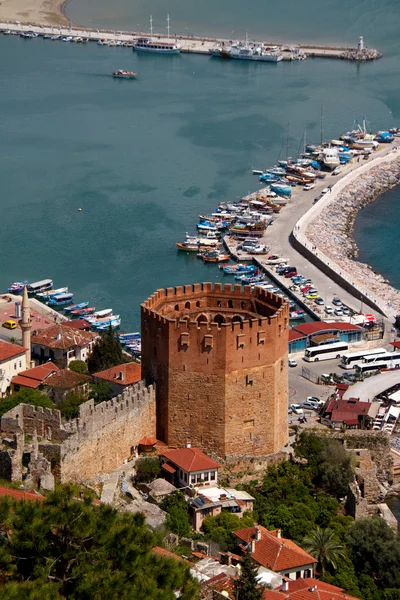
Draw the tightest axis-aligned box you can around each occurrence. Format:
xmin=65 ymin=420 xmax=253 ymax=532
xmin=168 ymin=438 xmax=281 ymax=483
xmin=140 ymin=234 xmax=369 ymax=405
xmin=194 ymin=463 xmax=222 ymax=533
xmin=358 ymin=36 xmax=364 ymax=52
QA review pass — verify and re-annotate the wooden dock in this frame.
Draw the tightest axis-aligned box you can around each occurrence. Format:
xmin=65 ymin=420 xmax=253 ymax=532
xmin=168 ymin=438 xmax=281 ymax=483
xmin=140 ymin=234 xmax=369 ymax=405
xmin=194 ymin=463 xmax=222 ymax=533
xmin=0 ymin=21 xmax=382 ymax=61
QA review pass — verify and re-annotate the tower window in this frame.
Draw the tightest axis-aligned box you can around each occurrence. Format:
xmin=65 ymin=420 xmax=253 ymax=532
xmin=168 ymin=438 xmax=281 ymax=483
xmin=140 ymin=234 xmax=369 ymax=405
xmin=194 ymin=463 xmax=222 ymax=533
xmin=185 ymin=301 xmax=191 ymax=309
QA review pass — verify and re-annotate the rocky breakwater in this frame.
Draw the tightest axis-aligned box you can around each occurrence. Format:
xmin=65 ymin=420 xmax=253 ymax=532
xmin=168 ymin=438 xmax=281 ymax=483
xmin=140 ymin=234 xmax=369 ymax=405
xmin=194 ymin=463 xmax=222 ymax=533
xmin=302 ymin=149 xmax=400 ymax=318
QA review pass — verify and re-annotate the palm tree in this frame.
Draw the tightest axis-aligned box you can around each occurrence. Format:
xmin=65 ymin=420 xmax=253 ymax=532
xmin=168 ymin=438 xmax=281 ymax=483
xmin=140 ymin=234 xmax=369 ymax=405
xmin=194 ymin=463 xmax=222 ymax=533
xmin=303 ymin=527 xmax=344 ymax=574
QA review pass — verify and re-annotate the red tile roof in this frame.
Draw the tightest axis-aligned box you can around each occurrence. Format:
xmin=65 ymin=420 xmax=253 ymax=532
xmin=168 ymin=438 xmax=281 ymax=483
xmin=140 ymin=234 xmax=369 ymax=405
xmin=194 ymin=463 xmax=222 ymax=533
xmin=277 ymin=578 xmax=360 ymax=600
xmin=31 ymin=325 xmax=97 ymax=350
xmin=64 ymin=319 xmax=92 ymax=330
xmin=0 ymin=340 xmax=27 ymax=362
xmin=94 ymin=362 xmax=142 ymax=386
xmin=162 ymin=463 xmax=176 ymax=474
xmin=293 ymin=322 xmax=362 ymax=336
xmin=162 ymin=447 xmax=221 ymax=473
xmin=234 ymin=526 xmax=316 ymax=571
xmin=11 ymin=362 xmax=59 ymax=389
xmin=152 ymin=546 xmax=189 ymax=563
xmin=289 ymin=330 xmax=307 ymax=342
xmin=0 ymin=485 xmax=44 ymax=502
xmin=45 ymin=369 xmax=91 ymax=390
xmin=326 ymin=399 xmax=372 ymax=424
xmin=139 ymin=436 xmax=157 ymax=446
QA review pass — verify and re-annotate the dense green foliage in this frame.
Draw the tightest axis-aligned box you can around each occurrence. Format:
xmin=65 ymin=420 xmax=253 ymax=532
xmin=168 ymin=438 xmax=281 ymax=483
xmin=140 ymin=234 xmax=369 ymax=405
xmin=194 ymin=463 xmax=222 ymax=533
xmin=87 ymin=326 xmax=128 ymax=374
xmin=202 ymin=511 xmax=254 ymax=551
xmin=68 ymin=360 xmax=89 ymax=375
xmin=0 ymin=388 xmax=53 ymax=417
xmin=346 ymin=517 xmax=400 ymax=590
xmin=0 ymin=485 xmax=198 ymax=599
xmin=90 ymin=380 xmax=113 ymax=403
xmin=235 ymin=551 xmax=264 ymax=600
xmin=57 ymin=392 xmax=87 ymax=419
xmin=135 ymin=457 xmax=161 ymax=483
xmin=160 ymin=491 xmax=192 ymax=537
xmin=295 ymin=431 xmax=354 ymax=497
xmin=243 ymin=461 xmax=342 ymax=543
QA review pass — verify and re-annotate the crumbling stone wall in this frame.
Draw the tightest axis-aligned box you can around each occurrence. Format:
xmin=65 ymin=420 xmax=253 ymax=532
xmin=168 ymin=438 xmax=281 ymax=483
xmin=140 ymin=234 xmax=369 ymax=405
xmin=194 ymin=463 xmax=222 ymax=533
xmin=215 ymin=450 xmax=288 ymax=485
xmin=60 ymin=383 xmax=156 ymax=482
xmin=334 ymin=430 xmax=393 ymax=484
xmin=0 ymin=382 xmax=156 ymax=485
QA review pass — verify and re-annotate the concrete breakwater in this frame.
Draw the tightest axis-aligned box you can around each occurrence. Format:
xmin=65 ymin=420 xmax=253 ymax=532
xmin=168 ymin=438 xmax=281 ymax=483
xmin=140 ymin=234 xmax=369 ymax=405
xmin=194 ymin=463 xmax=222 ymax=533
xmin=294 ymin=149 xmax=400 ymax=319
xmin=0 ymin=21 xmax=382 ymax=61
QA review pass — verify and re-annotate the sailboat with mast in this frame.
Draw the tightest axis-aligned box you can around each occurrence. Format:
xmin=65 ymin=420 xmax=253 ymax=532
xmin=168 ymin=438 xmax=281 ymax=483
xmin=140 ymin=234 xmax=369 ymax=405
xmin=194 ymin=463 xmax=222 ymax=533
xmin=134 ymin=15 xmax=181 ymax=54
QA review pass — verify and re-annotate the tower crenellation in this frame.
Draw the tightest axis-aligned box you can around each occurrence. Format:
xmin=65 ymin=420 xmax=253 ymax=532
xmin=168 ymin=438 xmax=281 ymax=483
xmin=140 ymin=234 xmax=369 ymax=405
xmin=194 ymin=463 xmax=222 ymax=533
xmin=141 ymin=282 xmax=289 ymax=458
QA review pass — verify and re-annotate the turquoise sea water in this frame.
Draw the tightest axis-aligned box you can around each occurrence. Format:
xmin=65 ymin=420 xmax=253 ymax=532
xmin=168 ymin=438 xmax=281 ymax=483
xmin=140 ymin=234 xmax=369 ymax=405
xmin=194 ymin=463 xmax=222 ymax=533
xmin=0 ymin=1 xmax=399 ymax=329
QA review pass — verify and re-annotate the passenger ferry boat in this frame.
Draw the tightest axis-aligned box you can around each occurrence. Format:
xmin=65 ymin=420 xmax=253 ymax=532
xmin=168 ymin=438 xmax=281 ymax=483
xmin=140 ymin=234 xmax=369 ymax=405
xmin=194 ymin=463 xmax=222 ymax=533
xmin=228 ymin=36 xmax=282 ymax=62
xmin=134 ymin=16 xmax=180 ymax=54
xmin=112 ymin=70 xmax=138 ymax=79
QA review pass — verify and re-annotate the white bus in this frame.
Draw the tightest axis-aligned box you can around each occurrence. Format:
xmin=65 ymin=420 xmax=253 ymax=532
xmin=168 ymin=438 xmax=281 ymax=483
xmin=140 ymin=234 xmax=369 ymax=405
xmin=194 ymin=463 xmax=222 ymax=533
xmin=340 ymin=348 xmax=388 ymax=369
xmin=304 ymin=341 xmax=349 ymax=362
xmin=354 ymin=352 xmax=400 ymax=373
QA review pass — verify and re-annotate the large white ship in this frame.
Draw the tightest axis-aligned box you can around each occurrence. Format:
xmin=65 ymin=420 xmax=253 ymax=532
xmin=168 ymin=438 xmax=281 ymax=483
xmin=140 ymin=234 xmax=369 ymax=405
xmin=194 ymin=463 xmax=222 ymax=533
xmin=134 ymin=15 xmax=180 ymax=54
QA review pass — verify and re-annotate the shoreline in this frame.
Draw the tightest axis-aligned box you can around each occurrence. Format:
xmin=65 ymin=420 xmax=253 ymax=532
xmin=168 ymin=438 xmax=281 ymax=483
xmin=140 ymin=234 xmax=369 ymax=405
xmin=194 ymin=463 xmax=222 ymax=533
xmin=297 ymin=148 xmax=400 ymax=319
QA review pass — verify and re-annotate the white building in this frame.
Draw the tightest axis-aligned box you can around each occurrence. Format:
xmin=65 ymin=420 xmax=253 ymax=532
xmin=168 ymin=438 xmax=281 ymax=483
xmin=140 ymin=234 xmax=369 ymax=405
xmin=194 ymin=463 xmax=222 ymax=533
xmin=0 ymin=340 xmax=28 ymax=397
xmin=31 ymin=324 xmax=98 ymax=366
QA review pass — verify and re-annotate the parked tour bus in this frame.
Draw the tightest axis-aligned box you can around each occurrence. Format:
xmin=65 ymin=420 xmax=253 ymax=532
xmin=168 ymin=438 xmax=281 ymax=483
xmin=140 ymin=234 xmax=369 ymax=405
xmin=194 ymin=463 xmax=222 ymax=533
xmin=340 ymin=348 xmax=388 ymax=369
xmin=304 ymin=341 xmax=349 ymax=362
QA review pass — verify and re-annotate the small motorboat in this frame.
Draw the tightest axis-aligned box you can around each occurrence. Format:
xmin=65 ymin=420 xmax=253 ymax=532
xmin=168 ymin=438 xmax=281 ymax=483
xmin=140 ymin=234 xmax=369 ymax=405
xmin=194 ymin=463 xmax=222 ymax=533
xmin=37 ymin=286 xmax=67 ymax=298
xmin=64 ymin=302 xmax=89 ymax=312
xmin=290 ymin=309 xmax=306 ymax=321
xmin=112 ymin=70 xmax=138 ymax=79
xmin=201 ymin=250 xmax=230 ymax=263
xmin=8 ymin=281 xmax=29 ymax=293
xmin=222 ymin=264 xmax=257 ymax=275
xmin=72 ymin=307 xmax=96 ymax=316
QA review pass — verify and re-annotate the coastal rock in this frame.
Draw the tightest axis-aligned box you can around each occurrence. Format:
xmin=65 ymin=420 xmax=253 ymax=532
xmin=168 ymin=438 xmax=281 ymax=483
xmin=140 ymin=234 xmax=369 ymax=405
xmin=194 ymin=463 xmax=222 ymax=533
xmin=305 ymin=153 xmax=400 ymax=316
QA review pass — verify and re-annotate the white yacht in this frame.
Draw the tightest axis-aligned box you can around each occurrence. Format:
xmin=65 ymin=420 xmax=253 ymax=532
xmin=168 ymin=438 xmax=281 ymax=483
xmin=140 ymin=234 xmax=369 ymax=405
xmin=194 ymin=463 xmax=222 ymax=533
xmin=134 ymin=15 xmax=180 ymax=54
xmin=321 ymin=147 xmax=340 ymax=170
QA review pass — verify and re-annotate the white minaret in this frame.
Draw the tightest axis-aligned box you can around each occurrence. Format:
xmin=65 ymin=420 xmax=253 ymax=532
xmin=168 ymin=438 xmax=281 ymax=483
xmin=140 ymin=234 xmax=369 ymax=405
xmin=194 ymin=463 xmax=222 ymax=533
xmin=358 ymin=36 xmax=364 ymax=52
xmin=20 ymin=284 xmax=32 ymax=366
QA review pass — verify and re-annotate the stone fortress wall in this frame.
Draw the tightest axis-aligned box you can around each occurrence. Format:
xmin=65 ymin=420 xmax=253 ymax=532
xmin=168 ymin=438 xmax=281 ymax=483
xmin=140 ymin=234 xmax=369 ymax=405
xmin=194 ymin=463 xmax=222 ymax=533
xmin=141 ymin=282 xmax=289 ymax=459
xmin=0 ymin=382 xmax=156 ymax=483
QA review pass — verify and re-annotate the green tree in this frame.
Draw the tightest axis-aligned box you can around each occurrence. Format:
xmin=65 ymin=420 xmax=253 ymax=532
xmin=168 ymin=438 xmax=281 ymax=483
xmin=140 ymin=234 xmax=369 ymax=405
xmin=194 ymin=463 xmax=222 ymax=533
xmin=295 ymin=432 xmax=354 ymax=498
xmin=68 ymin=359 xmax=89 ymax=375
xmin=87 ymin=326 xmax=127 ymax=374
xmin=346 ymin=517 xmax=400 ymax=589
xmin=302 ymin=527 xmax=344 ymax=575
xmin=135 ymin=457 xmax=161 ymax=483
xmin=202 ymin=511 xmax=254 ymax=551
xmin=161 ymin=491 xmax=192 ymax=537
xmin=90 ymin=380 xmax=113 ymax=403
xmin=234 ymin=551 xmax=264 ymax=600
xmin=0 ymin=388 xmax=53 ymax=417
xmin=57 ymin=392 xmax=86 ymax=419
xmin=0 ymin=484 xmax=198 ymax=600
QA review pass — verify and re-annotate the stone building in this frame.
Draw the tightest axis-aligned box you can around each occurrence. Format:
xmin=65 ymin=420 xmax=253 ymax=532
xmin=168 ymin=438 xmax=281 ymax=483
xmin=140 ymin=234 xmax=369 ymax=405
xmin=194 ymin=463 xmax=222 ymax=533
xmin=141 ymin=282 xmax=289 ymax=458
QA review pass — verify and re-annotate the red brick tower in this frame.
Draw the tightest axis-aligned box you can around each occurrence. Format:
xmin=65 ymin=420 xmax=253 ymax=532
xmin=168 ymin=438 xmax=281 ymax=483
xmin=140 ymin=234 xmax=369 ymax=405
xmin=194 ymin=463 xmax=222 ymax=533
xmin=141 ymin=282 xmax=289 ymax=458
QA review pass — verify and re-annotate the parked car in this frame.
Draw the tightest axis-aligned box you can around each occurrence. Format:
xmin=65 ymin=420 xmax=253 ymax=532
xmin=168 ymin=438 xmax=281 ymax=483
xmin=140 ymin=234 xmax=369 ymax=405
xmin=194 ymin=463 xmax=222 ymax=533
xmin=342 ymin=306 xmax=350 ymax=315
xmin=303 ymin=183 xmax=315 ymax=191
xmin=306 ymin=292 xmax=320 ymax=299
xmin=321 ymin=187 xmax=329 ymax=194
xmin=300 ymin=285 xmax=313 ymax=293
xmin=301 ymin=401 xmax=320 ymax=411
xmin=334 ymin=308 xmax=343 ymax=316
xmin=285 ymin=271 xmax=297 ymax=278
xmin=314 ymin=297 xmax=324 ymax=305
xmin=324 ymin=305 xmax=333 ymax=314
xmin=307 ymin=396 xmax=322 ymax=404
xmin=332 ymin=297 xmax=342 ymax=306
xmin=290 ymin=403 xmax=304 ymax=415
xmin=343 ymin=372 xmax=356 ymax=382
xmin=288 ymin=359 xmax=297 ymax=367
xmin=2 ymin=320 xmax=17 ymax=330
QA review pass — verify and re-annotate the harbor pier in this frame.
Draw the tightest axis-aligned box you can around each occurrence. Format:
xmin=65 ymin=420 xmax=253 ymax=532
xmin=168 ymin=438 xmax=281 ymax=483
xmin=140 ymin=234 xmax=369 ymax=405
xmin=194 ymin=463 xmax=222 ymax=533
xmin=0 ymin=21 xmax=382 ymax=61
